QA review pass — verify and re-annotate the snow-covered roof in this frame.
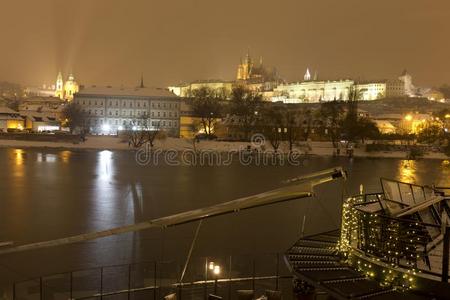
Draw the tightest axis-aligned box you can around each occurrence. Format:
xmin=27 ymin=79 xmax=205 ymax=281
xmin=19 ymin=111 xmax=59 ymax=122
xmin=76 ymin=86 xmax=177 ymax=98
xmin=0 ymin=106 xmax=19 ymax=114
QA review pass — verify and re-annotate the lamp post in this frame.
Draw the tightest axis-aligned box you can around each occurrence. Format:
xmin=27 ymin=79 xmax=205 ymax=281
xmin=207 ymin=261 xmax=221 ymax=295
xmin=213 ymin=265 xmax=221 ymax=295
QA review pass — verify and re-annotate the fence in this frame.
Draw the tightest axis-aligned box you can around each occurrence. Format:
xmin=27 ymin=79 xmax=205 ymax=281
xmin=13 ymin=254 xmax=293 ymax=300
xmin=341 ymin=192 xmax=450 ymax=284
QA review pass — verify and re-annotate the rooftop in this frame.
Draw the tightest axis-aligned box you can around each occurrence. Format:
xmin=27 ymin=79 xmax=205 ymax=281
xmin=0 ymin=106 xmax=19 ymax=115
xmin=76 ymin=86 xmax=177 ymax=98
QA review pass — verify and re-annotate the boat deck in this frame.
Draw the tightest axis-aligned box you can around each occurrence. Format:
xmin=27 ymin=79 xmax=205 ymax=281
xmin=285 ymin=230 xmax=433 ymax=300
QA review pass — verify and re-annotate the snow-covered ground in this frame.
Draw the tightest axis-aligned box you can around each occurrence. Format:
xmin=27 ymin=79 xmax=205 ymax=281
xmin=0 ymin=136 xmax=448 ymax=160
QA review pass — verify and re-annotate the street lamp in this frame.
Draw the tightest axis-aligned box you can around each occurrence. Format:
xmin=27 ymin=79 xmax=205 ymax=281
xmin=206 ymin=261 xmax=221 ymax=295
xmin=213 ymin=265 xmax=221 ymax=294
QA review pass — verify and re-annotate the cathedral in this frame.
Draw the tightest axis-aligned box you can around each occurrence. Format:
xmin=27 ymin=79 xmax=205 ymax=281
xmin=55 ymin=72 xmax=79 ymax=101
xmin=236 ymin=52 xmax=279 ymax=83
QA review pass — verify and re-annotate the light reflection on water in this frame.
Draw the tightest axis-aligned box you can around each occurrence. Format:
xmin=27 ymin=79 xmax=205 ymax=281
xmin=0 ymin=148 xmax=449 ymax=287
xmin=397 ymin=160 xmax=417 ymax=183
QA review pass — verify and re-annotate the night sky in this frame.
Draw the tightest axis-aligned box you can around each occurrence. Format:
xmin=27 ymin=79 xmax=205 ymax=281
xmin=1 ymin=0 xmax=449 ymax=87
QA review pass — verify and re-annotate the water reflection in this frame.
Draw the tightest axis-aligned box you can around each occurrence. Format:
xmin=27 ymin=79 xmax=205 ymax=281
xmin=397 ymin=160 xmax=416 ymax=183
xmin=13 ymin=149 xmax=24 ymax=166
xmin=37 ymin=153 xmax=57 ymax=163
xmin=93 ymin=151 xmax=117 ymax=222
xmin=60 ymin=150 xmax=71 ymax=163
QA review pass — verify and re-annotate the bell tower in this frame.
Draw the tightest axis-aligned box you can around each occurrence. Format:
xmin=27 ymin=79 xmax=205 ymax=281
xmin=55 ymin=72 xmax=64 ymax=99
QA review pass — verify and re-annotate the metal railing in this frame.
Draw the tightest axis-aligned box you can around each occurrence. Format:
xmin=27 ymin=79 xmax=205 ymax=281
xmin=341 ymin=193 xmax=450 ymax=283
xmin=12 ymin=254 xmax=293 ymax=300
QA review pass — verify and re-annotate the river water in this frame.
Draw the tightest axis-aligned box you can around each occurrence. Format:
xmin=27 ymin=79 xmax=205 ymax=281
xmin=0 ymin=147 xmax=448 ymax=292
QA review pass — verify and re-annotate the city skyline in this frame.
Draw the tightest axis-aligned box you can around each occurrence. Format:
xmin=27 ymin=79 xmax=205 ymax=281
xmin=0 ymin=0 xmax=449 ymax=87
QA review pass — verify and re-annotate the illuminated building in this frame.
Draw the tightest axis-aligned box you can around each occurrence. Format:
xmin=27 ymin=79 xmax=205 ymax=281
xmin=0 ymin=106 xmax=24 ymax=131
xmin=168 ymin=80 xmax=234 ymax=98
xmin=19 ymin=111 xmax=61 ymax=132
xmin=273 ymin=78 xmax=354 ymax=103
xmin=63 ymin=74 xmax=79 ymax=101
xmin=236 ymin=52 xmax=281 ymax=95
xmin=398 ymin=69 xmax=416 ymax=97
xmin=55 ymin=72 xmax=79 ymax=101
xmin=170 ymin=52 xmax=280 ymax=100
xmin=55 ymin=72 xmax=64 ymax=99
xmin=74 ymin=85 xmax=180 ymax=136
xmin=273 ymin=69 xmax=406 ymax=103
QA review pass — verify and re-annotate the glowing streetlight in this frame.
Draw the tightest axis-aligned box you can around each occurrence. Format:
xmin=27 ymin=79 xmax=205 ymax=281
xmin=404 ymin=114 xmax=413 ymax=121
xmin=213 ymin=265 xmax=221 ymax=275
xmin=101 ymin=124 xmax=110 ymax=132
xmin=209 ymin=261 xmax=215 ymax=270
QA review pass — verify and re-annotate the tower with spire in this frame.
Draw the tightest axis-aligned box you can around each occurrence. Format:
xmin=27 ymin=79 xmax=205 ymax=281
xmin=55 ymin=72 xmax=64 ymax=99
xmin=55 ymin=72 xmax=79 ymax=101
xmin=304 ymin=68 xmax=311 ymax=81
xmin=237 ymin=50 xmax=253 ymax=80
xmin=139 ymin=73 xmax=145 ymax=88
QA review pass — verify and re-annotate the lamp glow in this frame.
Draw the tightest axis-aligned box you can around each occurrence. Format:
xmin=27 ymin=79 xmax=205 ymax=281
xmin=213 ymin=265 xmax=221 ymax=275
xmin=101 ymin=124 xmax=110 ymax=132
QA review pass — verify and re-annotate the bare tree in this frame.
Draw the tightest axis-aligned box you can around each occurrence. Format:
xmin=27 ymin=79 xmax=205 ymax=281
xmin=62 ymin=102 xmax=87 ymax=133
xmin=229 ymin=86 xmax=263 ymax=140
xmin=125 ymin=116 xmax=165 ymax=149
xmin=318 ymin=101 xmax=344 ymax=147
xmin=258 ymin=104 xmax=284 ymax=152
xmin=189 ymin=87 xmax=224 ymax=138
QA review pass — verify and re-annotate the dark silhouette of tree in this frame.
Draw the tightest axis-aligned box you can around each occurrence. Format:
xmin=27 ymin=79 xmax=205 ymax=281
xmin=417 ymin=122 xmax=445 ymax=145
xmin=62 ymin=102 xmax=86 ymax=133
xmin=318 ymin=101 xmax=344 ymax=147
xmin=190 ymin=87 xmax=224 ymax=138
xmin=229 ymin=86 xmax=263 ymax=140
xmin=258 ymin=104 xmax=284 ymax=152
xmin=438 ymin=84 xmax=450 ymax=99
xmin=356 ymin=117 xmax=379 ymax=143
xmin=125 ymin=117 xmax=165 ymax=149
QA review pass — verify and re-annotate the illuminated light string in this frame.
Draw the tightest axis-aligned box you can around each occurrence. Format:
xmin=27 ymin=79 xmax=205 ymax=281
xmin=338 ymin=195 xmax=423 ymax=290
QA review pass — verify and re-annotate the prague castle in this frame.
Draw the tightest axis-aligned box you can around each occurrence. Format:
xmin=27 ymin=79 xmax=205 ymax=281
xmin=273 ymin=68 xmax=407 ymax=103
xmin=168 ymin=52 xmax=420 ymax=103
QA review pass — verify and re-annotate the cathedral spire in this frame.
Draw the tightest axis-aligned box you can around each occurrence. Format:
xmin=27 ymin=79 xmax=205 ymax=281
xmin=140 ymin=73 xmax=144 ymax=88
xmin=304 ymin=68 xmax=311 ymax=81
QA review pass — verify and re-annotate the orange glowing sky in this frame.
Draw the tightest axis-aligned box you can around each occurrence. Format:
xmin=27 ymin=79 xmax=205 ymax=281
xmin=0 ymin=0 xmax=449 ymax=88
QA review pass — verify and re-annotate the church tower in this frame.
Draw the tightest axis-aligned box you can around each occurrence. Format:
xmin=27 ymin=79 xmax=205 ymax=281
xmin=55 ymin=72 xmax=64 ymax=99
xmin=236 ymin=51 xmax=253 ymax=80
xmin=63 ymin=74 xmax=79 ymax=101
xmin=304 ymin=68 xmax=311 ymax=81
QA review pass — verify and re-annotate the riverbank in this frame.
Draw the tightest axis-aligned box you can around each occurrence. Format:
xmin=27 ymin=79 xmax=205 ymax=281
xmin=0 ymin=136 xmax=448 ymax=160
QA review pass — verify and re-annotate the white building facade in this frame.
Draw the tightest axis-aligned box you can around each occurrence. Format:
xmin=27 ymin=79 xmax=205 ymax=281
xmin=74 ymin=86 xmax=181 ymax=136
xmin=273 ymin=78 xmax=405 ymax=103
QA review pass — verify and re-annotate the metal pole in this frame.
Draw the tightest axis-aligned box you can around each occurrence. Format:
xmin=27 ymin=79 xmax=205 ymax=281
xmin=180 ymin=220 xmax=203 ymax=283
xmin=214 ymin=278 xmax=218 ymax=295
xmin=252 ymin=259 xmax=255 ymax=291
xmin=128 ymin=264 xmax=132 ymax=300
xmin=275 ymin=253 xmax=279 ymax=290
xmin=39 ymin=277 xmax=43 ymax=300
xmin=100 ymin=267 xmax=103 ymax=300
xmin=204 ymin=257 xmax=208 ymax=300
xmin=442 ymin=227 xmax=450 ymax=282
xmin=70 ymin=272 xmax=73 ymax=300
xmin=153 ymin=262 xmax=157 ymax=300
xmin=228 ymin=256 xmax=232 ymax=300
